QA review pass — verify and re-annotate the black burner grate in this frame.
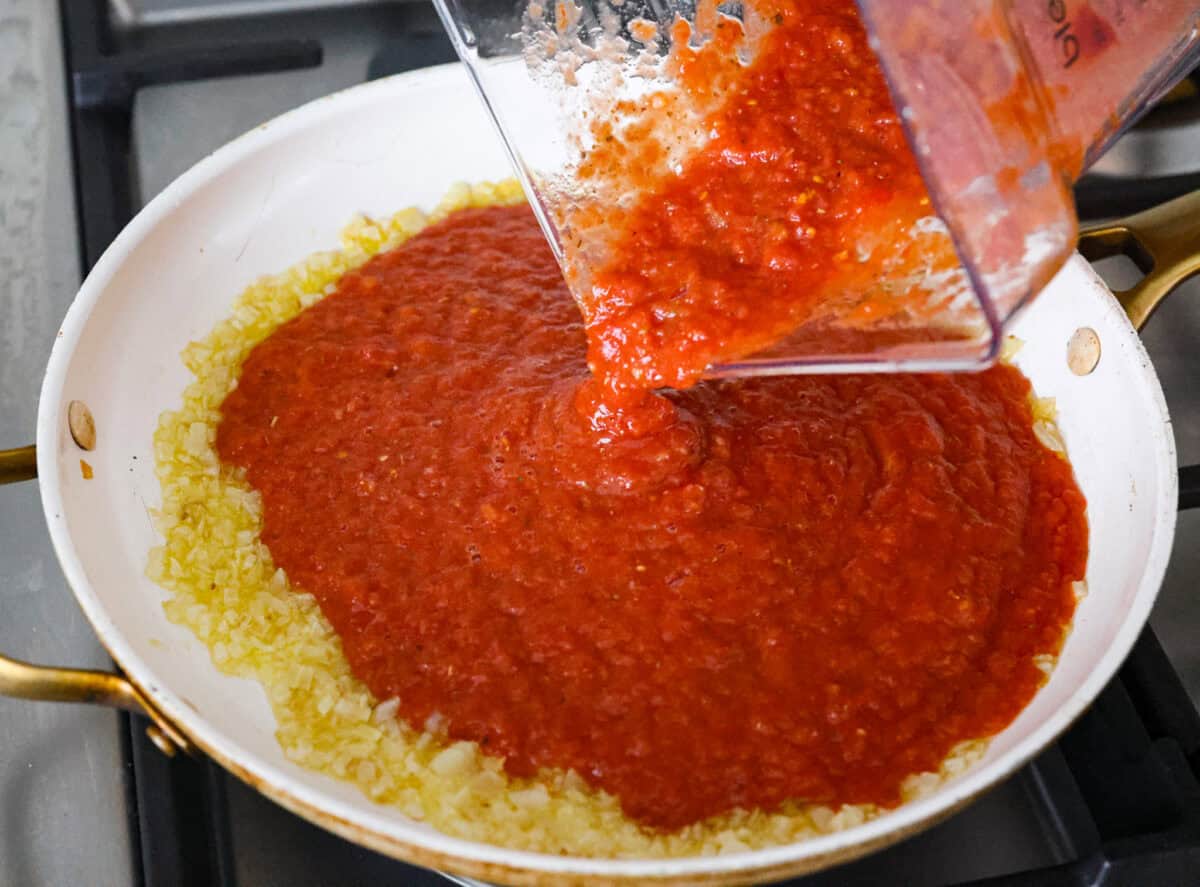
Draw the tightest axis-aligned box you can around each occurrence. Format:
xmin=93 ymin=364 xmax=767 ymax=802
xmin=55 ymin=3 xmax=1200 ymax=884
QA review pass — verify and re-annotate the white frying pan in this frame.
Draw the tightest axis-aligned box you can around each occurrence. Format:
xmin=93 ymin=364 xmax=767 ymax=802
xmin=0 ymin=64 xmax=1191 ymax=886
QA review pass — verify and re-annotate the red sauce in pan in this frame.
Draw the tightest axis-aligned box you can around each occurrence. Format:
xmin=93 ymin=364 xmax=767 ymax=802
xmin=218 ymin=205 xmax=1087 ymax=829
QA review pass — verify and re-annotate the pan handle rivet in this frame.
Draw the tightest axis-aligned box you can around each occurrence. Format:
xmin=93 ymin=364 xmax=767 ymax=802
xmin=1066 ymin=327 xmax=1101 ymax=376
xmin=145 ymin=724 xmax=179 ymax=758
xmin=67 ymin=401 xmax=96 ymax=451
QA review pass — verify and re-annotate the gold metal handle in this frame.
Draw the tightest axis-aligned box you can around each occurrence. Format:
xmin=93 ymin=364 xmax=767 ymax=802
xmin=0 ymin=444 xmax=37 ymax=484
xmin=0 ymin=444 xmax=192 ymax=757
xmin=1078 ymin=189 xmax=1200 ymax=331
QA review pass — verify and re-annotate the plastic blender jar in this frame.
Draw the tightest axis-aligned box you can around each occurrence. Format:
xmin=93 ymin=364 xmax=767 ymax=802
xmin=433 ymin=0 xmax=1200 ymax=375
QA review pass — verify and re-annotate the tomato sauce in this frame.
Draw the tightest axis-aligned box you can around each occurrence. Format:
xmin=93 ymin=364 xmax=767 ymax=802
xmin=218 ymin=204 xmax=1087 ymax=830
xmin=572 ymin=0 xmax=937 ymax=399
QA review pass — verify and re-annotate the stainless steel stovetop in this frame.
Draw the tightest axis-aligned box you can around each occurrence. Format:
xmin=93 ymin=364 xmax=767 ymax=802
xmin=3 ymin=2 xmax=1200 ymax=885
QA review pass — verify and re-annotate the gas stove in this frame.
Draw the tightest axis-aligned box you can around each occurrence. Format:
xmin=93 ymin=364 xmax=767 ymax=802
xmin=3 ymin=2 xmax=1200 ymax=885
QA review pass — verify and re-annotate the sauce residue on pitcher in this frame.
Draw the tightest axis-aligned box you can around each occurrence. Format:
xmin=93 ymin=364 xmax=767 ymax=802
xmin=562 ymin=0 xmax=954 ymax=402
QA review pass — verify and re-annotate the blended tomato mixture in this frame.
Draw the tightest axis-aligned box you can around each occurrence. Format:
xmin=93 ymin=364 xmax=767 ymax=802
xmin=572 ymin=0 xmax=938 ymax=398
xmin=218 ymin=205 xmax=1087 ymax=830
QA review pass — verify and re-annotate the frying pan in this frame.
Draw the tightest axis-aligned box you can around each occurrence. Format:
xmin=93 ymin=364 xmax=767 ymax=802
xmin=0 ymin=63 xmax=1192 ymax=886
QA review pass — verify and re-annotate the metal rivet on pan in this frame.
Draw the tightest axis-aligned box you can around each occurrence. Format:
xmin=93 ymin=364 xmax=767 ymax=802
xmin=1066 ymin=327 xmax=1101 ymax=376
xmin=145 ymin=724 xmax=179 ymax=758
xmin=67 ymin=400 xmax=96 ymax=450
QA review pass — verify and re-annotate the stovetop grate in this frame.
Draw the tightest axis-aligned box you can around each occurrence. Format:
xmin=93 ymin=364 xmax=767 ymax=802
xmin=55 ymin=3 xmax=1200 ymax=884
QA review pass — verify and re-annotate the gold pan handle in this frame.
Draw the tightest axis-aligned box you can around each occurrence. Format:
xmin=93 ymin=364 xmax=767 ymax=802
xmin=1077 ymin=188 xmax=1200 ymax=331
xmin=0 ymin=444 xmax=191 ymax=757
